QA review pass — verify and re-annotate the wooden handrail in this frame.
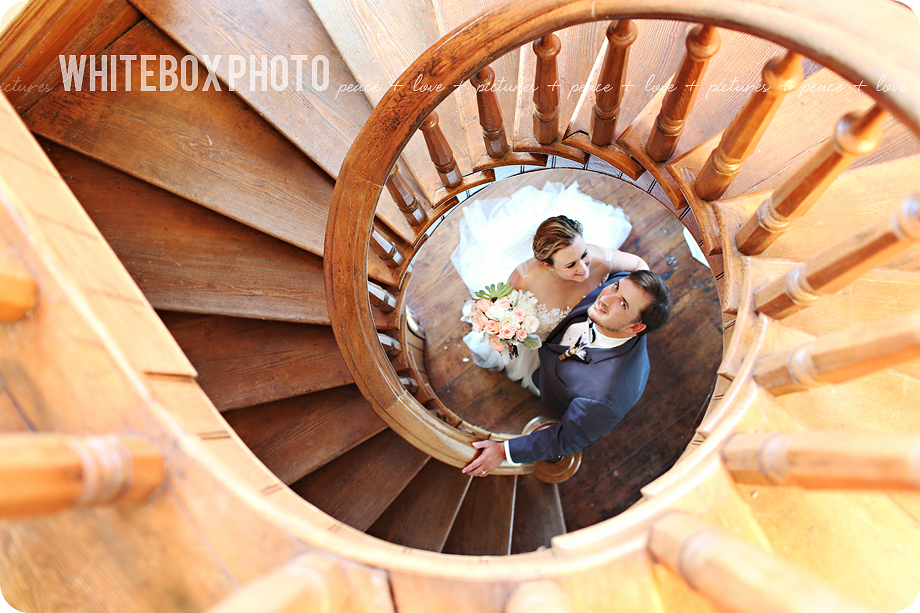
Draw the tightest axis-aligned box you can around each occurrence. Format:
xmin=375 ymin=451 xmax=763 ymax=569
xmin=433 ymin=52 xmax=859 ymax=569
xmin=0 ymin=259 xmax=37 ymax=321
xmin=649 ymin=512 xmax=873 ymax=613
xmin=722 ymin=431 xmax=920 ymax=489
xmin=754 ymin=194 xmax=920 ymax=318
xmin=694 ymin=51 xmax=804 ymax=200
xmin=0 ymin=434 xmax=164 ymax=518
xmin=590 ymin=20 xmax=638 ymax=146
xmin=470 ymin=66 xmax=510 ymax=158
xmin=736 ymin=104 xmax=887 ymax=255
xmin=532 ymin=33 xmax=562 ymax=145
xmin=386 ymin=164 xmax=426 ymax=227
xmin=420 ymin=112 xmax=462 ymax=188
xmin=645 ymin=25 xmax=720 ymax=162
xmin=506 ymin=581 xmax=574 ymax=613
xmin=203 ymin=554 xmax=346 ymax=613
xmin=753 ymin=312 xmax=920 ymax=395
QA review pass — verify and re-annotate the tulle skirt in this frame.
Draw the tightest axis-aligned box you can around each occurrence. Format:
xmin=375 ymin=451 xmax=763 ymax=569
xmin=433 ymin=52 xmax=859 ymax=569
xmin=452 ymin=181 xmax=632 ymax=395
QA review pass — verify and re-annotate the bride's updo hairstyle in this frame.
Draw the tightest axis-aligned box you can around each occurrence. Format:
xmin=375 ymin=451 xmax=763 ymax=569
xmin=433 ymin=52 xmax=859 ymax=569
xmin=532 ymin=215 xmax=584 ymax=265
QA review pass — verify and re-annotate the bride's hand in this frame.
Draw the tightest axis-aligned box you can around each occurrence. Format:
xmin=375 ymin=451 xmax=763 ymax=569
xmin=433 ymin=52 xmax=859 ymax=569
xmin=462 ymin=440 xmax=506 ymax=477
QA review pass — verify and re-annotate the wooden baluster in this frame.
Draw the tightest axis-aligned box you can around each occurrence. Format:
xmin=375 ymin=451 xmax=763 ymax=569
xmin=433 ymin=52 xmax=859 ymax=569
xmin=754 ymin=195 xmax=920 ymax=318
xmin=0 ymin=259 xmax=37 ymax=321
xmin=649 ymin=512 xmax=873 ymax=613
xmin=646 ymin=25 xmax=721 ymax=161
xmin=369 ymin=228 xmax=405 ymax=269
xmin=589 ymin=20 xmax=638 ymax=146
xmin=736 ymin=104 xmax=888 ymax=254
xmin=378 ymin=333 xmax=402 ymax=357
xmin=398 ymin=376 xmax=419 ymax=394
xmin=694 ymin=51 xmax=804 ymax=200
xmin=386 ymin=163 xmax=426 ymax=226
xmin=0 ymin=434 xmax=164 ymax=519
xmin=368 ymin=281 xmax=397 ymax=313
xmin=753 ymin=312 xmax=920 ymax=395
xmin=532 ymin=33 xmax=562 ymax=145
xmin=204 ymin=553 xmax=346 ymax=613
xmin=470 ymin=66 xmax=509 ymax=158
xmin=420 ymin=112 xmax=462 ymax=188
xmin=722 ymin=431 xmax=920 ymax=489
xmin=506 ymin=581 xmax=574 ymax=613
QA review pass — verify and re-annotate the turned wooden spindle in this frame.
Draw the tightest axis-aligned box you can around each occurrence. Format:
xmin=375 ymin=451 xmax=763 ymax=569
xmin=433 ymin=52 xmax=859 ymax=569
xmin=694 ymin=51 xmax=804 ymax=200
xmin=368 ymin=281 xmax=397 ymax=312
xmin=0 ymin=259 xmax=37 ymax=321
xmin=470 ymin=66 xmax=509 ymax=158
xmin=737 ymin=104 xmax=888 ymax=254
xmin=646 ymin=25 xmax=721 ymax=161
xmin=204 ymin=554 xmax=346 ymax=613
xmin=649 ymin=512 xmax=873 ymax=613
xmin=753 ymin=312 xmax=920 ymax=395
xmin=378 ymin=333 xmax=402 ymax=357
xmin=398 ymin=376 xmax=419 ymax=394
xmin=590 ymin=20 xmax=638 ymax=146
xmin=420 ymin=112 xmax=462 ymax=188
xmin=386 ymin=163 xmax=426 ymax=226
xmin=0 ymin=434 xmax=164 ymax=518
xmin=506 ymin=581 xmax=574 ymax=613
xmin=532 ymin=33 xmax=562 ymax=145
xmin=722 ymin=431 xmax=920 ymax=489
xmin=754 ymin=195 xmax=920 ymax=318
xmin=369 ymin=228 xmax=405 ymax=269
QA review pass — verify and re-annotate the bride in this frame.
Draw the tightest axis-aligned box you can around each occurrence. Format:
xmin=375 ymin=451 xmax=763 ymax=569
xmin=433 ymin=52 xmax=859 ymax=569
xmin=451 ymin=181 xmax=647 ymax=395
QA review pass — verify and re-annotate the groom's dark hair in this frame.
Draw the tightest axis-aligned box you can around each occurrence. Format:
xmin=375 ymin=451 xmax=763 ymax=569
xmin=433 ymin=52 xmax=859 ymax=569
xmin=627 ymin=270 xmax=671 ymax=335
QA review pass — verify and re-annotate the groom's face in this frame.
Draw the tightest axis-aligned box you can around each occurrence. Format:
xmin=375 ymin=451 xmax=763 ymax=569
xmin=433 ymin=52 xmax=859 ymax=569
xmin=588 ymin=278 xmax=651 ymax=336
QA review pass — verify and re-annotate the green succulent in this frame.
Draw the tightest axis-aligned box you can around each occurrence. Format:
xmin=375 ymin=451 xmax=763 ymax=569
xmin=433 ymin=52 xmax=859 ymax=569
xmin=474 ymin=282 xmax=514 ymax=300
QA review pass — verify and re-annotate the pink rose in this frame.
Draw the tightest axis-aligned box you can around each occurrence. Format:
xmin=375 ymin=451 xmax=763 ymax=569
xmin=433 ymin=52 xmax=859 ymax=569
xmin=516 ymin=329 xmax=529 ymax=341
xmin=485 ymin=320 xmax=502 ymax=335
xmin=512 ymin=307 xmax=526 ymax=321
xmin=494 ymin=298 xmax=512 ymax=310
xmin=524 ymin=316 xmax=540 ymax=334
xmin=472 ymin=311 xmax=488 ymax=331
xmin=474 ymin=298 xmax=492 ymax=313
xmin=488 ymin=336 xmax=507 ymax=352
xmin=499 ymin=325 xmax=516 ymax=340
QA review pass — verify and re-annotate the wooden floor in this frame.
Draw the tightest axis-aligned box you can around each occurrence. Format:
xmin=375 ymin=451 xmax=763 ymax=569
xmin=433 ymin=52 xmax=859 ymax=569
xmin=407 ymin=168 xmax=724 ymax=532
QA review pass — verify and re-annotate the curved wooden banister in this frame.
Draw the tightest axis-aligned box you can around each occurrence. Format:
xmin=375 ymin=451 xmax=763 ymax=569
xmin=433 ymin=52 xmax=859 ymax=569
xmin=325 ymin=0 xmax=920 ymax=477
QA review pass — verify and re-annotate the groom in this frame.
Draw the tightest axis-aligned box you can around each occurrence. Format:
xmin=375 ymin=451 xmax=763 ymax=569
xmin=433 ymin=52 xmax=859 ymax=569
xmin=462 ymin=269 xmax=671 ymax=476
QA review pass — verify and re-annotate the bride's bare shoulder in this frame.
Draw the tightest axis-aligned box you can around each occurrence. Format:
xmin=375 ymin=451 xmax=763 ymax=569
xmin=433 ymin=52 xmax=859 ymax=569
xmin=508 ymin=258 xmax=539 ymax=289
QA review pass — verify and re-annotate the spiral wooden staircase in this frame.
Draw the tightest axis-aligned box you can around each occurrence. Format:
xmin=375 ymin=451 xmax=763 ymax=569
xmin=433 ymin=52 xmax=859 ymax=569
xmin=1 ymin=0 xmax=920 ymax=611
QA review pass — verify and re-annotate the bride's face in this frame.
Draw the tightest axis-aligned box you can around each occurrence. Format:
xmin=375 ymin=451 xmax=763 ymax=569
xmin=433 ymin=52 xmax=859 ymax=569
xmin=546 ymin=235 xmax=590 ymax=282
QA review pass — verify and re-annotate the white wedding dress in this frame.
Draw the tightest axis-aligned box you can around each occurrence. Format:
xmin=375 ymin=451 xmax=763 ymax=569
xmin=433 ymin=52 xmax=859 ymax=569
xmin=451 ymin=181 xmax=632 ymax=395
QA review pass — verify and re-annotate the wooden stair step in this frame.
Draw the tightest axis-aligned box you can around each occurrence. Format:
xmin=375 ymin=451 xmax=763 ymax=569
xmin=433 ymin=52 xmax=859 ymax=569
xmin=441 ymin=475 xmax=516 ymax=556
xmin=41 ymin=139 xmax=330 ymax=324
xmin=133 ymin=0 xmax=417 ymax=243
xmin=21 ymin=19 xmax=398 ymax=283
xmin=513 ymin=20 xmax=607 ymax=158
xmin=164 ymin=315 xmax=352 ymax=412
xmin=366 ymin=459 xmax=472 ymax=552
xmin=310 ymin=0 xmax=472 ymax=202
xmin=509 ymin=474 xmax=565 ymax=554
xmin=223 ymin=385 xmax=387 ymax=485
xmin=289 ymin=429 xmax=430 ymax=531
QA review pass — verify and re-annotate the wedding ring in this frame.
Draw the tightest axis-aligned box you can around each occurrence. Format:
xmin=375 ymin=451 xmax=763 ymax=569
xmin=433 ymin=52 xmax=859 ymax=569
xmin=480 ymin=470 xmax=486 ymax=475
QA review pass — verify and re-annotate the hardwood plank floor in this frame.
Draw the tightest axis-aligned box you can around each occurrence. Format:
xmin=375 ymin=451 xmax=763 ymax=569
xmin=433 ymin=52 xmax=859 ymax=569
xmin=406 ymin=168 xmax=723 ymax=531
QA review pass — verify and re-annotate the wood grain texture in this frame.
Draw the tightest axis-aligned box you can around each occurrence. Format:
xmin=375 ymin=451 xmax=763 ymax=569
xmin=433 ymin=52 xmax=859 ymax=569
xmin=165 ymin=315 xmax=353 ymax=411
xmin=41 ymin=139 xmax=333 ymax=323
xmin=22 ymin=20 xmax=367 ymax=273
xmin=133 ymin=0 xmax=417 ymax=243
xmin=366 ymin=459 xmax=472 ymax=552
xmin=223 ymin=386 xmax=387 ymax=485
xmin=289 ymin=428 xmax=429 ymax=531
xmin=510 ymin=474 xmax=565 ymax=554
xmin=441 ymin=474 xmax=516 ymax=556
xmin=0 ymin=0 xmax=142 ymax=113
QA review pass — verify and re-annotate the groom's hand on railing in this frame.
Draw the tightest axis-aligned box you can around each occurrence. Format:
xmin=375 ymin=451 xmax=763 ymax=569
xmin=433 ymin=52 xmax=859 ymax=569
xmin=462 ymin=440 xmax=506 ymax=477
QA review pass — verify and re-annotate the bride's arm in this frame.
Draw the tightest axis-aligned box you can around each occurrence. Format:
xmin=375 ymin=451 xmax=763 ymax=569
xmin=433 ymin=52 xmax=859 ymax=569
xmin=595 ymin=246 xmax=649 ymax=276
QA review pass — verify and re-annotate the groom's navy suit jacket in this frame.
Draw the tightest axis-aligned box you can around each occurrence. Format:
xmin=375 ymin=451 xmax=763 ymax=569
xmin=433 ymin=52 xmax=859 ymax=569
xmin=507 ymin=274 xmax=650 ymax=464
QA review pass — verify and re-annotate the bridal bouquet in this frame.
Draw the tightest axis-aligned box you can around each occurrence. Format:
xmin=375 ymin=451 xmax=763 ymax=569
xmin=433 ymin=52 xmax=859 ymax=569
xmin=462 ymin=282 xmax=542 ymax=360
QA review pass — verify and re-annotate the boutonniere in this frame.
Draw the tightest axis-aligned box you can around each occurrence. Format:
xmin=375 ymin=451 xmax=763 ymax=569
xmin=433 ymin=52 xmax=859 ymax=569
xmin=560 ymin=338 xmax=588 ymax=362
